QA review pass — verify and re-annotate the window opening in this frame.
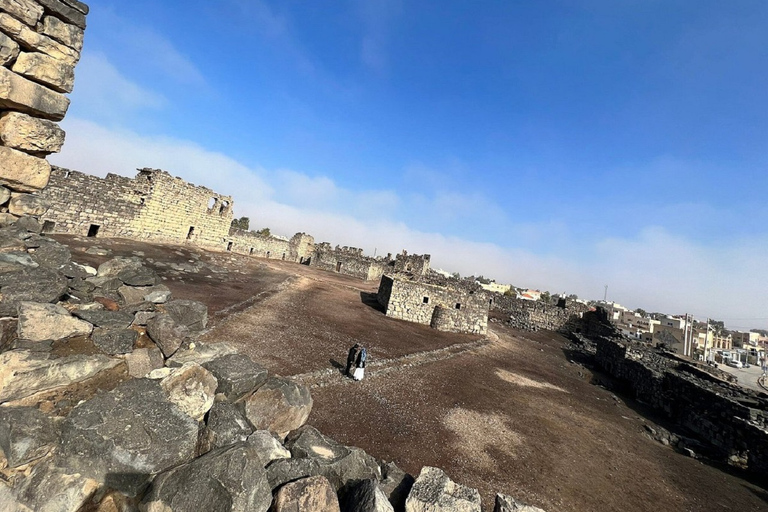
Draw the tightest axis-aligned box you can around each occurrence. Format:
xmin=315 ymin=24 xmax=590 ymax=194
xmin=423 ymin=297 xmax=429 ymax=304
xmin=41 ymin=221 xmax=55 ymax=233
xmin=455 ymin=303 xmax=462 ymax=310
xmin=187 ymin=226 xmax=195 ymax=240
xmin=227 ymin=241 xmax=233 ymax=251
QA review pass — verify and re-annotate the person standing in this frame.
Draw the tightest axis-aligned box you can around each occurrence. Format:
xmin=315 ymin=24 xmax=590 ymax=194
xmin=346 ymin=344 xmax=360 ymax=377
xmin=353 ymin=346 xmax=367 ymax=381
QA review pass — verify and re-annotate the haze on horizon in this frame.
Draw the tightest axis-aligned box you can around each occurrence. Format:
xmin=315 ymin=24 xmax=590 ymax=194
xmin=50 ymin=0 xmax=768 ymax=331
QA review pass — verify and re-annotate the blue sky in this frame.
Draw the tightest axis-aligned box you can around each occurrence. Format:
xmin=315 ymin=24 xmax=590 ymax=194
xmin=51 ymin=1 xmax=768 ymax=329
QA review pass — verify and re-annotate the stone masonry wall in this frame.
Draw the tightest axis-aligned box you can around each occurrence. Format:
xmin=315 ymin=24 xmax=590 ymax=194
xmin=310 ymin=243 xmax=392 ymax=281
xmin=393 ymin=251 xmax=431 ymax=276
xmin=377 ymin=275 xmax=489 ymax=335
xmin=491 ymin=294 xmax=589 ymax=332
xmin=226 ymin=229 xmax=315 ymax=264
xmin=0 ymin=0 xmax=89 ymax=221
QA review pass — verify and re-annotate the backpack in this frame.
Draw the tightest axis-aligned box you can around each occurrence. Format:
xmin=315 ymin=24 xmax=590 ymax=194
xmin=357 ymin=347 xmax=367 ymax=366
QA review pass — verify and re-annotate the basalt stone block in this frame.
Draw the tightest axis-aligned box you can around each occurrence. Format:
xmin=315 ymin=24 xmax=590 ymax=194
xmin=117 ymin=284 xmax=150 ymax=305
xmin=0 ymin=0 xmax=44 ymax=26
xmin=36 ymin=0 xmax=86 ymax=29
xmin=0 ymin=185 xmax=10 ymax=205
xmin=0 ymin=146 xmax=51 ymax=192
xmin=10 ymin=463 xmax=99 ymax=512
xmin=61 ymin=0 xmax=88 ymax=15
xmin=146 ymin=313 xmax=189 ymax=358
xmin=285 ymin=424 xmax=349 ymax=463
xmin=91 ymin=327 xmax=137 ymax=355
xmin=165 ymin=299 xmax=208 ymax=331
xmin=17 ymin=301 xmax=92 ymax=342
xmin=0 ymin=350 xmax=121 ymax=403
xmin=0 ymin=30 xmax=19 ymax=66
xmin=0 ymin=268 xmax=67 ymax=316
xmin=202 ymin=353 xmax=268 ymax=401
xmin=72 ymin=309 xmax=134 ymax=329
xmin=267 ymin=446 xmax=380 ymax=493
xmin=167 ymin=342 xmax=238 ymax=367
xmin=273 ymin=475 xmax=341 ymax=512
xmin=140 ymin=443 xmax=272 ymax=512
xmin=15 ymin=215 xmax=41 ymax=233
xmin=41 ymin=14 xmax=84 ymax=51
xmin=0 ymin=317 xmax=17 ymax=352
xmin=245 ymin=429 xmax=291 ymax=466
xmin=12 ymin=51 xmax=76 ymax=93
xmin=341 ymin=478 xmax=394 ymax=512
xmin=405 ymin=467 xmax=481 ymax=512
xmin=0 ymin=111 xmax=66 ymax=154
xmin=0 ymin=62 xmax=70 ymax=124
xmin=244 ymin=376 xmax=312 ymax=437
xmin=124 ymin=345 xmax=164 ymax=378
xmin=29 ymin=239 xmax=71 ymax=268
xmin=58 ymin=378 xmax=199 ymax=497
xmin=380 ymin=461 xmax=415 ymax=512
xmin=201 ymin=400 xmax=253 ymax=452
xmin=97 ymin=257 xmax=143 ymax=278
xmin=0 ymin=406 xmax=60 ymax=467
xmin=0 ymin=13 xmax=79 ymax=65
xmin=8 ymin=193 xmax=51 ymax=216
xmin=117 ymin=266 xmax=158 ymax=286
xmin=160 ymin=362 xmax=218 ymax=421
xmin=143 ymin=284 xmax=172 ymax=303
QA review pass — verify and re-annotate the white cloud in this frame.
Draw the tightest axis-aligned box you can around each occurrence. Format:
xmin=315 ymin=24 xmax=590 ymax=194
xmin=49 ymin=120 xmax=768 ymax=331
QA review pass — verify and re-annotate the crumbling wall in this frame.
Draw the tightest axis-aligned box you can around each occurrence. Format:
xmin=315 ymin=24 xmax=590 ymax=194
xmin=310 ymin=243 xmax=392 ymax=281
xmin=0 ymin=0 xmax=89 ymax=219
xmin=377 ymin=275 xmax=489 ymax=335
xmin=226 ymin=229 xmax=314 ymax=263
xmin=491 ymin=294 xmax=588 ymax=332
xmin=393 ymin=251 xmax=431 ymax=276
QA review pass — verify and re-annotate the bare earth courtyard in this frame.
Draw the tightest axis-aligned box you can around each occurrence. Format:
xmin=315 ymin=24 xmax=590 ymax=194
xmin=58 ymin=235 xmax=768 ymax=512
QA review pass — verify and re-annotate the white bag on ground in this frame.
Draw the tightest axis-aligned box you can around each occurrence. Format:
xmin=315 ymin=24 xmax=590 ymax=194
xmin=353 ymin=367 xmax=365 ymax=381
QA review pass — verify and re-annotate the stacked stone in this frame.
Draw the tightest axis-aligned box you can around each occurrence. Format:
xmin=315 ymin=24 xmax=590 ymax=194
xmin=0 ymin=0 xmax=87 ymax=224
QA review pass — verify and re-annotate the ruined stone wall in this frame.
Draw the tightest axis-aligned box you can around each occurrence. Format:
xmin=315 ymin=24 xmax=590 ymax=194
xmin=39 ymin=166 xmax=147 ymax=236
xmin=393 ymin=251 xmax=431 ymax=276
xmin=491 ymin=294 xmax=588 ymax=332
xmin=377 ymin=275 xmax=489 ymax=335
xmin=226 ymin=229 xmax=314 ymax=263
xmin=310 ymin=243 xmax=392 ymax=281
xmin=132 ymin=169 xmax=232 ymax=249
xmin=0 ymin=0 xmax=89 ymax=219
xmin=594 ymin=336 xmax=768 ymax=474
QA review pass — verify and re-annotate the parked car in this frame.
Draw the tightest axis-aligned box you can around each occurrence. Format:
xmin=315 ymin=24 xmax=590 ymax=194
xmin=726 ymin=359 xmax=743 ymax=369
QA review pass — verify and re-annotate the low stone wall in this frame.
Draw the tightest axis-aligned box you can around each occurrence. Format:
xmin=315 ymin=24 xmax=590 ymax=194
xmin=378 ymin=275 xmax=489 ymax=335
xmin=593 ymin=335 xmax=768 ymax=474
xmin=310 ymin=243 xmax=391 ymax=281
xmin=0 ymin=0 xmax=89 ymax=221
xmin=491 ymin=294 xmax=589 ymax=332
xmin=227 ymin=229 xmax=314 ymax=264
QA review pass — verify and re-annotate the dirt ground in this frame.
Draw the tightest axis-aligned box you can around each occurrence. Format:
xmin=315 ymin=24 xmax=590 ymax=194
xmin=57 ymin=235 xmax=768 ymax=512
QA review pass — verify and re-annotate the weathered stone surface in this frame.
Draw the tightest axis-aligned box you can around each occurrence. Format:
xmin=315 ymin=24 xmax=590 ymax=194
xmin=15 ymin=215 xmax=41 ymax=233
xmin=72 ymin=309 xmax=133 ymax=328
xmin=0 ymin=52 xmax=69 ymax=121
xmin=0 ymin=30 xmax=19 ymax=65
xmin=0 ymin=251 xmax=35 ymax=269
xmin=201 ymin=400 xmax=253 ymax=452
xmin=0 ymin=0 xmax=44 ymax=26
xmin=41 ymin=14 xmax=84 ymax=51
xmin=0 ymin=268 xmax=67 ymax=315
xmin=124 ymin=345 xmax=164 ymax=378
xmin=0 ymin=185 xmax=10 ymax=204
xmin=17 ymin=301 xmax=92 ymax=341
xmin=11 ymin=463 xmax=100 ymax=512
xmin=0 ymin=406 xmax=59 ymax=467
xmin=0 ymin=112 xmax=66 ymax=154
xmin=91 ymin=327 xmax=137 ymax=355
xmin=165 ymin=299 xmax=208 ymax=331
xmin=380 ymin=461 xmax=415 ymax=512
xmin=167 ymin=342 xmax=238 ymax=366
xmin=0 ymin=22 xmax=77 ymax=86
xmin=8 ymin=193 xmax=50 ymax=216
xmin=132 ymin=310 xmax=157 ymax=326
xmin=117 ymin=284 xmax=150 ymax=305
xmin=273 ymin=475 xmax=341 ymax=512
xmin=244 ymin=376 xmax=313 ymax=437
xmin=493 ymin=494 xmax=548 ymax=512
xmin=140 ymin=443 xmax=272 ymax=512
xmin=117 ymin=266 xmax=158 ymax=286
xmin=146 ymin=313 xmax=189 ymax=358
xmin=0 ymin=146 xmax=51 ymax=192
xmin=28 ymin=240 xmax=70 ymax=268
xmin=245 ymin=429 xmax=291 ymax=466
xmin=405 ymin=467 xmax=481 ymax=512
xmin=202 ymin=353 xmax=268 ymax=401
xmin=59 ymin=378 xmax=199 ymax=496
xmin=97 ymin=257 xmax=142 ymax=277
xmin=267 ymin=447 xmax=381 ymax=493
xmin=0 ymin=350 xmax=120 ymax=403
xmin=143 ymin=284 xmax=172 ymax=303
xmin=60 ymin=262 xmax=91 ymax=279
xmin=342 ymin=479 xmax=395 ymax=512
xmin=61 ymin=0 xmax=88 ymax=15
xmin=12 ymin=51 xmax=75 ymax=93
xmin=285 ymin=425 xmax=349 ymax=463
xmin=0 ymin=316 xmax=17 ymax=351
xmin=0 ymin=212 xmax=19 ymax=227
xmin=36 ymin=0 xmax=86 ymax=29
xmin=160 ymin=362 xmax=217 ymax=421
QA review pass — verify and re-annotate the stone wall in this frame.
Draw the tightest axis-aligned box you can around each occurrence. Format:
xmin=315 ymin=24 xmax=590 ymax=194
xmin=377 ymin=275 xmax=489 ymax=335
xmin=393 ymin=250 xmax=430 ymax=276
xmin=227 ymin=229 xmax=314 ymax=264
xmin=491 ymin=294 xmax=589 ymax=332
xmin=0 ymin=0 xmax=88 ymax=221
xmin=40 ymin=167 xmax=234 ymax=249
xmin=593 ymin=335 xmax=768 ymax=474
xmin=310 ymin=243 xmax=391 ymax=281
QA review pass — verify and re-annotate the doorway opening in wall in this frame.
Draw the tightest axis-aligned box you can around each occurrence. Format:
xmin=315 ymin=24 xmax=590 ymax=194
xmin=423 ymin=297 xmax=430 ymax=304
xmin=87 ymin=224 xmax=100 ymax=237
xmin=455 ymin=303 xmax=462 ymax=310
xmin=227 ymin=242 xmax=233 ymax=251
xmin=249 ymin=248 xmax=254 ymax=255
xmin=266 ymin=251 xmax=271 ymax=258
xmin=41 ymin=221 xmax=55 ymax=233
xmin=187 ymin=226 xmax=195 ymax=240
xmin=282 ymin=253 xmax=286 ymax=260
xmin=299 ymin=257 xmax=304 ymax=264
xmin=336 ymin=261 xmax=342 ymax=272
